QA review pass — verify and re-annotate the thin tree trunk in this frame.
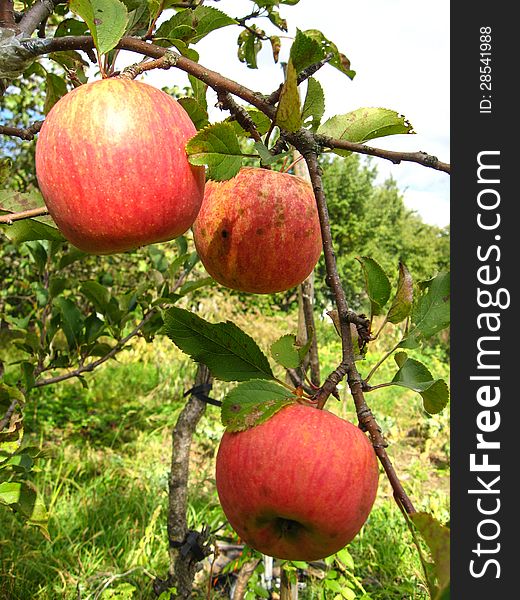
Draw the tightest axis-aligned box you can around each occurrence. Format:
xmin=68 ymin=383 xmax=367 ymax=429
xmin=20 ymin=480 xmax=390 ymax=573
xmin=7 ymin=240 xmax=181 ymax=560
xmin=154 ymin=364 xmax=213 ymax=598
xmin=280 ymin=569 xmax=298 ymax=600
xmin=232 ymin=557 xmax=261 ymax=600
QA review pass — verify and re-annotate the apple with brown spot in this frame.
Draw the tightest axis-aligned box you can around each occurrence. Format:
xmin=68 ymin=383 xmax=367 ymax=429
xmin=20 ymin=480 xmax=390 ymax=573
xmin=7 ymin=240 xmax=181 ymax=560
xmin=36 ymin=77 xmax=205 ymax=254
xmin=215 ymin=403 xmax=379 ymax=561
xmin=193 ymin=167 xmax=322 ymax=293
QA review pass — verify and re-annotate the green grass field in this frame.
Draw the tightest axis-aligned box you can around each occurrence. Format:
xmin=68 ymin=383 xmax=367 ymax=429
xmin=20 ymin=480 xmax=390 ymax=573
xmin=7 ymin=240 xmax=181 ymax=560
xmin=0 ymin=313 xmax=449 ymax=599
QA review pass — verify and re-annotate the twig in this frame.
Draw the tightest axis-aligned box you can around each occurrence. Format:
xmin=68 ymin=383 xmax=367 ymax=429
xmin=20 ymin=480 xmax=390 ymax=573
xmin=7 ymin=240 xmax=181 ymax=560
xmin=216 ymin=90 xmax=262 ymax=143
xmin=164 ymin=364 xmax=213 ymax=598
xmin=93 ymin=567 xmax=155 ymax=600
xmin=0 ymin=121 xmax=43 ymax=140
xmin=17 ymin=0 xmax=56 ymax=36
xmin=143 ymin=0 xmax=165 ymax=40
xmin=118 ymin=51 xmax=177 ymax=80
xmin=0 ymin=397 xmax=20 ymax=431
xmin=0 ymin=206 xmax=48 ymax=224
xmin=316 ymin=135 xmax=451 ymax=174
xmin=16 ymin=36 xmax=451 ymax=175
xmin=32 ymin=309 xmax=157 ymax=388
xmin=300 ymin=147 xmax=415 ymax=515
xmin=267 ymin=53 xmax=334 ymax=105
xmin=232 ymin=557 xmax=261 ymax=600
xmin=363 ymin=340 xmax=401 ymax=384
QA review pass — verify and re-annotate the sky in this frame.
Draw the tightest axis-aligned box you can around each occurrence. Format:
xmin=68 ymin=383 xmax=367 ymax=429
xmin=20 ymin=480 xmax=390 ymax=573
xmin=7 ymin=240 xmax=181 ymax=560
xmin=135 ymin=0 xmax=451 ymax=228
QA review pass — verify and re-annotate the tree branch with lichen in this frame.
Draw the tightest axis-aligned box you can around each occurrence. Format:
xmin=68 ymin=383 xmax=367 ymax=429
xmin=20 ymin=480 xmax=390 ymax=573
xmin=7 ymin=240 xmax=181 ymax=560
xmin=5 ymin=35 xmax=450 ymax=175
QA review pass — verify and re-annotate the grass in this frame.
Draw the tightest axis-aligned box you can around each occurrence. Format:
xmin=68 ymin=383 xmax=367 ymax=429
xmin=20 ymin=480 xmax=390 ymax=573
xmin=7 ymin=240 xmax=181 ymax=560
xmin=0 ymin=312 xmax=449 ymax=599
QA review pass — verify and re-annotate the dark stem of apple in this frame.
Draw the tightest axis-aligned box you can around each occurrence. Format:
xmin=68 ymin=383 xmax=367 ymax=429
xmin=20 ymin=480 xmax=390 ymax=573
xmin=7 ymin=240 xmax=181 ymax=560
xmin=301 ymin=149 xmax=416 ymax=515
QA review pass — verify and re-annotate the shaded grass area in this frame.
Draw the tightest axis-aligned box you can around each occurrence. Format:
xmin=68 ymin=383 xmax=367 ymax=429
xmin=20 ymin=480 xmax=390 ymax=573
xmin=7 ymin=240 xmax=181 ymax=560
xmin=0 ymin=315 xmax=449 ymax=599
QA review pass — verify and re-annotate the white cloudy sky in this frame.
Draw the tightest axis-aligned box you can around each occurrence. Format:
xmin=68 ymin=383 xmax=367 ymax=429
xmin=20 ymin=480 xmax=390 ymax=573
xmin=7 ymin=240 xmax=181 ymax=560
xmin=139 ymin=0 xmax=450 ymax=227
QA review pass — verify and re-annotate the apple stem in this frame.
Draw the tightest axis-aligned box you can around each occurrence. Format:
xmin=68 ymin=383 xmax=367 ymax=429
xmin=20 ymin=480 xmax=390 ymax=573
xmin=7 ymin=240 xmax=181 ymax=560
xmin=282 ymin=154 xmax=305 ymax=174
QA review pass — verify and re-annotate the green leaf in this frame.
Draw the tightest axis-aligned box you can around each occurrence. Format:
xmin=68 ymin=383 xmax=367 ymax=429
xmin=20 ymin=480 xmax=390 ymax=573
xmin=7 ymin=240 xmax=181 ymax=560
xmin=124 ymin=0 xmax=149 ymax=35
xmin=3 ymin=453 xmax=35 ymax=473
xmin=335 ymin=547 xmax=355 ymax=570
xmin=1 ymin=219 xmax=64 ymax=244
xmin=391 ymin=352 xmax=449 ymax=414
xmin=252 ymin=141 xmax=288 ymax=166
xmin=0 ymin=190 xmax=63 ymax=242
xmin=48 ymin=51 xmax=89 ymax=84
xmin=246 ymin=109 xmax=272 ymax=135
xmin=188 ymin=6 xmax=237 ymax=44
xmin=186 ymin=122 xmax=245 ymax=181
xmin=290 ymin=29 xmax=324 ymax=74
xmin=54 ymin=17 xmax=89 ymax=37
xmin=356 ymin=256 xmax=391 ymax=316
xmin=387 ymin=262 xmax=413 ymax=324
xmin=410 ymin=513 xmax=450 ymax=600
xmin=400 ymin=272 xmax=450 ymax=348
xmin=275 ymin=59 xmax=301 ymax=132
xmin=0 ymin=481 xmax=49 ymax=538
xmin=178 ymin=97 xmax=209 ymax=130
xmin=43 ymin=73 xmax=68 ymax=114
xmin=221 ymin=380 xmax=297 ymax=432
xmin=302 ymin=29 xmax=355 ymax=78
xmin=178 ymin=276 xmax=214 ymax=296
xmin=53 ymin=297 xmax=83 ymax=350
xmin=84 ymin=313 xmax=105 ymax=344
xmin=301 ymin=77 xmax=325 ymax=131
xmin=270 ymin=334 xmax=301 ymax=369
xmin=81 ymin=281 xmax=121 ymax=324
xmin=155 ymin=6 xmax=236 ymax=46
xmin=318 ymin=108 xmax=414 ymax=157
xmin=237 ymin=28 xmax=263 ymax=69
xmin=48 ymin=276 xmax=69 ymax=299
xmin=163 ymin=307 xmax=274 ymax=382
xmin=80 ymin=281 xmax=110 ymax=313
xmin=70 ymin=0 xmax=129 ymax=55
xmin=0 ymin=158 xmax=12 ymax=185
xmin=267 ymin=10 xmax=287 ymax=32
xmin=188 ymin=74 xmax=208 ymax=110
xmin=26 ymin=241 xmax=48 ymax=274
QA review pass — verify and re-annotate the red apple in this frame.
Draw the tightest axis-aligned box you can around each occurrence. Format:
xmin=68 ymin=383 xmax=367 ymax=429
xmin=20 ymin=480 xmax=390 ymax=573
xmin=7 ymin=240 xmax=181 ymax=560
xmin=215 ymin=403 xmax=379 ymax=561
xmin=192 ymin=167 xmax=322 ymax=293
xmin=35 ymin=77 xmax=205 ymax=254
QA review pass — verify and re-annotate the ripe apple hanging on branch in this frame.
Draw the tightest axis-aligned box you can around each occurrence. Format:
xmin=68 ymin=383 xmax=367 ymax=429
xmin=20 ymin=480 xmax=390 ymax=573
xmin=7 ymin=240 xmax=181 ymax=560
xmin=35 ymin=77 xmax=205 ymax=254
xmin=193 ymin=167 xmax=323 ymax=294
xmin=216 ymin=403 xmax=379 ymax=561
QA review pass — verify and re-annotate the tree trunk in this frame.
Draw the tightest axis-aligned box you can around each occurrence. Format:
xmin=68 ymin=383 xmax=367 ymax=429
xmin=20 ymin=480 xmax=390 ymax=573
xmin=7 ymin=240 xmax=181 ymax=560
xmin=232 ymin=557 xmax=261 ymax=600
xmin=280 ymin=569 xmax=298 ymax=600
xmin=154 ymin=364 xmax=213 ymax=598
